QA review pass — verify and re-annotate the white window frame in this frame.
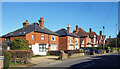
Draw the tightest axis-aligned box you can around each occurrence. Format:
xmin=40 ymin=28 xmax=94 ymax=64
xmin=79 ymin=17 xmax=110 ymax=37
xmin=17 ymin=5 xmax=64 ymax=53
xmin=32 ymin=35 xmax=34 ymax=39
xmin=41 ymin=34 xmax=45 ymax=40
xmin=51 ymin=36 xmax=56 ymax=41
xmin=51 ymin=45 xmax=57 ymax=51
xmin=39 ymin=45 xmax=46 ymax=52
xmin=87 ymin=35 xmax=89 ymax=43
xmin=76 ymin=38 xmax=78 ymax=43
xmin=69 ymin=45 xmax=74 ymax=50
xmin=70 ymin=37 xmax=72 ymax=43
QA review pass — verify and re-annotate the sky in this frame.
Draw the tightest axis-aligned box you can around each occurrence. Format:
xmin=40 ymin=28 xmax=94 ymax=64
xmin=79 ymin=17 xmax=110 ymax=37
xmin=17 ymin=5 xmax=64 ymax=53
xmin=1 ymin=2 xmax=118 ymax=38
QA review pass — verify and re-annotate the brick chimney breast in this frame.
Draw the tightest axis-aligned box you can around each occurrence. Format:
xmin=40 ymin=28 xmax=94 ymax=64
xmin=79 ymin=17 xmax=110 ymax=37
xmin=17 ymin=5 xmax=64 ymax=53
xmin=76 ymin=25 xmax=78 ymax=32
xmin=23 ymin=20 xmax=29 ymax=28
xmin=67 ymin=24 xmax=70 ymax=33
xmin=109 ymin=36 xmax=111 ymax=39
xmin=38 ymin=17 xmax=45 ymax=28
xmin=100 ymin=31 xmax=102 ymax=36
xmin=89 ymin=28 xmax=92 ymax=33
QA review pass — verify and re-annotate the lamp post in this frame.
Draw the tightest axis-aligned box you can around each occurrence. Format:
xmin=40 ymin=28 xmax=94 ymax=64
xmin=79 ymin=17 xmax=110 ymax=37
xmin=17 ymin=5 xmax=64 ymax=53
xmin=115 ymin=24 xmax=117 ymax=51
xmin=103 ymin=26 xmax=105 ymax=50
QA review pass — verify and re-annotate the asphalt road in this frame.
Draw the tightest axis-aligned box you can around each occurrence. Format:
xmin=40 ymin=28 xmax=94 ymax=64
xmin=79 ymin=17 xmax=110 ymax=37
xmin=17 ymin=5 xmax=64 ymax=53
xmin=26 ymin=53 xmax=120 ymax=69
xmin=44 ymin=53 xmax=120 ymax=69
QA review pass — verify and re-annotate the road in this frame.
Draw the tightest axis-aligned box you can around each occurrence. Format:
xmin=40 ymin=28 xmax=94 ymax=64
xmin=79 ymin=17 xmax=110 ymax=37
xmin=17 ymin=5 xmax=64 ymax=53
xmin=27 ymin=53 xmax=120 ymax=69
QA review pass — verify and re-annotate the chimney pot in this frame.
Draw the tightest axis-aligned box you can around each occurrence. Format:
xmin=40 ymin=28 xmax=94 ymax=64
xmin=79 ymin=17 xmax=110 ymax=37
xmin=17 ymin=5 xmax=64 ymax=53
xmin=67 ymin=24 xmax=70 ymax=33
xmin=89 ymin=28 xmax=92 ymax=33
xmin=76 ymin=25 xmax=78 ymax=32
xmin=100 ymin=31 xmax=102 ymax=36
xmin=23 ymin=20 xmax=29 ymax=28
xmin=109 ymin=36 xmax=111 ymax=39
xmin=38 ymin=17 xmax=45 ymax=28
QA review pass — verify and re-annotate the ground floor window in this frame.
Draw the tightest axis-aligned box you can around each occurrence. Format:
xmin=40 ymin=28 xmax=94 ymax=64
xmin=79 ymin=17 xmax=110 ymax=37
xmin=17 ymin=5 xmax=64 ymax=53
xmin=86 ymin=44 xmax=92 ymax=47
xmin=39 ymin=44 xmax=46 ymax=52
xmin=69 ymin=45 xmax=74 ymax=50
xmin=51 ymin=44 xmax=57 ymax=51
xmin=75 ymin=45 xmax=79 ymax=50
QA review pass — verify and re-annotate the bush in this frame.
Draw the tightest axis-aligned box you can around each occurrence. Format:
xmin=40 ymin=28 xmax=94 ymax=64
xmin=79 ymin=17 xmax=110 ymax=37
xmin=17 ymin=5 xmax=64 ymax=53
xmin=10 ymin=38 xmax=30 ymax=50
xmin=4 ymin=51 xmax=11 ymax=69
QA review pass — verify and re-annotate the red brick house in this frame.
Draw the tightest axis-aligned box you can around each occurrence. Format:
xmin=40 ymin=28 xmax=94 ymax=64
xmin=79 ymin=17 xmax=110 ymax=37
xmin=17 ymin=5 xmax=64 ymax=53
xmin=55 ymin=25 xmax=80 ymax=50
xmin=88 ymin=28 xmax=98 ymax=47
xmin=97 ymin=31 xmax=106 ymax=46
xmin=73 ymin=26 xmax=98 ymax=47
xmin=73 ymin=26 xmax=91 ymax=47
xmin=0 ymin=18 xmax=59 ymax=55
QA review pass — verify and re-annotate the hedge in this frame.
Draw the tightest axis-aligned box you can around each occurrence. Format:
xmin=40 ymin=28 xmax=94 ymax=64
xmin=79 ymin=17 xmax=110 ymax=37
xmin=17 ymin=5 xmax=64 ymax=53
xmin=4 ymin=51 xmax=11 ymax=69
xmin=7 ymin=50 xmax=33 ymax=64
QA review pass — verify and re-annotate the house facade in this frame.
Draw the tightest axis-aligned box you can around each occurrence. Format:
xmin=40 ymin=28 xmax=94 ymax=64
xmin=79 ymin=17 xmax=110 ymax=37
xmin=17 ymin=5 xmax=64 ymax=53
xmin=73 ymin=25 xmax=98 ymax=47
xmin=55 ymin=25 xmax=80 ymax=50
xmin=97 ymin=31 xmax=106 ymax=46
xmin=0 ymin=18 xmax=59 ymax=55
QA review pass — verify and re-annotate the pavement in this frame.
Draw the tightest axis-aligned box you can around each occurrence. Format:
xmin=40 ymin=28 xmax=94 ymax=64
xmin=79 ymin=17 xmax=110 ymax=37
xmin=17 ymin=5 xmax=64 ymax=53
xmin=27 ymin=52 xmax=119 ymax=68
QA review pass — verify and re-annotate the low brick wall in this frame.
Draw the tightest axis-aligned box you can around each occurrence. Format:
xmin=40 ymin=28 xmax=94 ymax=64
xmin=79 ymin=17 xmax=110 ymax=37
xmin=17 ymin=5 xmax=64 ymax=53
xmin=60 ymin=51 xmax=68 ymax=60
xmin=69 ymin=53 xmax=84 ymax=58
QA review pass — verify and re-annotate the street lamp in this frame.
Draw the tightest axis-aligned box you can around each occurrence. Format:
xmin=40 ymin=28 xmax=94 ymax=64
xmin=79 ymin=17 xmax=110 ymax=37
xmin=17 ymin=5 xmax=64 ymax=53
xmin=115 ymin=24 xmax=117 ymax=51
xmin=103 ymin=26 xmax=105 ymax=50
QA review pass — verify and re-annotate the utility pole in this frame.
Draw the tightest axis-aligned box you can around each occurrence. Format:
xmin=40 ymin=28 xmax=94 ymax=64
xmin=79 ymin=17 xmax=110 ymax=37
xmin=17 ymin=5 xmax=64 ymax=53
xmin=115 ymin=24 xmax=117 ymax=51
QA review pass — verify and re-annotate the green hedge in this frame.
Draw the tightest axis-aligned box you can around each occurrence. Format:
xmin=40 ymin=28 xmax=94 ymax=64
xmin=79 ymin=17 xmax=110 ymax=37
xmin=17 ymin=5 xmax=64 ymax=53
xmin=4 ymin=51 xmax=11 ymax=69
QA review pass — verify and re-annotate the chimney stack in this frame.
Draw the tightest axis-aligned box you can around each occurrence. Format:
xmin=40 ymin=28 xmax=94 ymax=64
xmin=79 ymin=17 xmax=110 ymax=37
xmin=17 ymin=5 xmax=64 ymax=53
xmin=67 ymin=24 xmax=70 ymax=33
xmin=23 ymin=20 xmax=29 ymax=28
xmin=109 ymin=36 xmax=111 ymax=39
xmin=38 ymin=17 xmax=45 ymax=28
xmin=89 ymin=28 xmax=92 ymax=33
xmin=76 ymin=25 xmax=78 ymax=32
xmin=100 ymin=31 xmax=102 ymax=36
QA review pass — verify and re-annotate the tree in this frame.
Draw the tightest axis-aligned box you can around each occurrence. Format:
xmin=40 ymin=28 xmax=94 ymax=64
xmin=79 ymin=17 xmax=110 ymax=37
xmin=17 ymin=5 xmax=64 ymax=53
xmin=10 ymin=38 xmax=30 ymax=50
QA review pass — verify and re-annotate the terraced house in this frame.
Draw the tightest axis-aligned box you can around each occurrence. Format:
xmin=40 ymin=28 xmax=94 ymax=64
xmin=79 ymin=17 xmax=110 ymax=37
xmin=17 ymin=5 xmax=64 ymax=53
xmin=0 ymin=18 xmax=59 ymax=55
xmin=55 ymin=25 xmax=80 ymax=50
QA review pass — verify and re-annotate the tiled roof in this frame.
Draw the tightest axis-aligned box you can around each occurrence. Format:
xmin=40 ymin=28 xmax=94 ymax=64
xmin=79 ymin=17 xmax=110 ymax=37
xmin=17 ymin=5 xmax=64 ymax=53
xmin=89 ymin=32 xmax=96 ymax=38
xmin=55 ymin=28 xmax=79 ymax=37
xmin=1 ymin=23 xmax=59 ymax=38
xmin=74 ymin=27 xmax=88 ymax=37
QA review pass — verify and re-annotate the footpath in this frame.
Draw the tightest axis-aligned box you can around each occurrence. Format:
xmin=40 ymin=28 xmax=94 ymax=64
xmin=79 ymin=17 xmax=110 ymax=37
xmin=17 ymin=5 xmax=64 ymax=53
xmin=28 ymin=52 xmax=119 ymax=67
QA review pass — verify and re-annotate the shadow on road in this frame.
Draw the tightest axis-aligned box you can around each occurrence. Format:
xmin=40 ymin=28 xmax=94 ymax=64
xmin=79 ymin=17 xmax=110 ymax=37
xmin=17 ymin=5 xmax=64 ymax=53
xmin=70 ymin=53 xmax=120 ymax=69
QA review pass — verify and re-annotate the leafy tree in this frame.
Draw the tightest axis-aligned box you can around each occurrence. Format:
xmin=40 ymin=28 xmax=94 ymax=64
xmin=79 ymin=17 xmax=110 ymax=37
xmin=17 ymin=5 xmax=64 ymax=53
xmin=10 ymin=38 xmax=30 ymax=50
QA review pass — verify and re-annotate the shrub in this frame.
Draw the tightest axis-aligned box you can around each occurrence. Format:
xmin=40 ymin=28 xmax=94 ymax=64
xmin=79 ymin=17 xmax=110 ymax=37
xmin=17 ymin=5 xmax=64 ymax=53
xmin=4 ymin=51 xmax=11 ymax=69
xmin=10 ymin=38 xmax=30 ymax=50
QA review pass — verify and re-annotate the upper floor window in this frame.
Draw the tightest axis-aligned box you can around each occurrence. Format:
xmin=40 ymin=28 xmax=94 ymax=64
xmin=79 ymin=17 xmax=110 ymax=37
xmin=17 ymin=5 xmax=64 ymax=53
xmin=32 ymin=35 xmax=34 ymax=39
xmin=87 ymin=35 xmax=89 ymax=43
xmin=76 ymin=38 xmax=78 ymax=43
xmin=51 ymin=36 xmax=56 ymax=41
xmin=70 ymin=37 xmax=72 ymax=43
xmin=41 ymin=34 xmax=45 ymax=40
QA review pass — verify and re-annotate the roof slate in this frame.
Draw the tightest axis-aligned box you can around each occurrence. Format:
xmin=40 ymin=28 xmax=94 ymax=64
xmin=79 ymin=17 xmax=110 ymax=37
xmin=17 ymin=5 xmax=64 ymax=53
xmin=1 ymin=23 xmax=59 ymax=38
xmin=55 ymin=28 xmax=79 ymax=37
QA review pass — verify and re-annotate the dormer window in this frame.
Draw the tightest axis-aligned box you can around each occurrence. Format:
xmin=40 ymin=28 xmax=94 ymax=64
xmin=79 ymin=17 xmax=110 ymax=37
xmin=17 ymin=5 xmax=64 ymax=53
xmin=41 ymin=34 xmax=45 ymax=40
xmin=51 ymin=36 xmax=56 ymax=41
